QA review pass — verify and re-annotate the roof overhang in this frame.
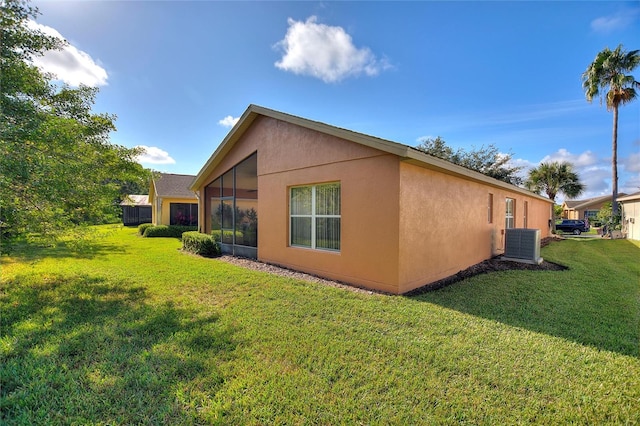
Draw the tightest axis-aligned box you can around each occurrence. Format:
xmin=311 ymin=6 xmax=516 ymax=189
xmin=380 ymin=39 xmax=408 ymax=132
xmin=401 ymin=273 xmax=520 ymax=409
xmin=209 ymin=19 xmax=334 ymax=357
xmin=191 ymin=104 xmax=553 ymax=204
xmin=618 ymin=192 xmax=640 ymax=203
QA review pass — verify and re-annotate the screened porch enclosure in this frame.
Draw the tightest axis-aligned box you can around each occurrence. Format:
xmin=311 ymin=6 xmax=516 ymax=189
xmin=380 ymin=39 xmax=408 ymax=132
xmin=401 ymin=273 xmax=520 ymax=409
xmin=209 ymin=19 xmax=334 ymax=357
xmin=208 ymin=152 xmax=258 ymax=258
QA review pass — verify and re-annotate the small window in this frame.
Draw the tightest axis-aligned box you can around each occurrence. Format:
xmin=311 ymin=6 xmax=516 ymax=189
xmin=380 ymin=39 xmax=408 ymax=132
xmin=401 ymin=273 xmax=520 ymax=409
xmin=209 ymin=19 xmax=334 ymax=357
xmin=505 ymin=198 xmax=515 ymax=229
xmin=290 ymin=182 xmax=340 ymax=251
xmin=584 ymin=210 xmax=598 ymax=220
xmin=488 ymin=193 xmax=494 ymax=224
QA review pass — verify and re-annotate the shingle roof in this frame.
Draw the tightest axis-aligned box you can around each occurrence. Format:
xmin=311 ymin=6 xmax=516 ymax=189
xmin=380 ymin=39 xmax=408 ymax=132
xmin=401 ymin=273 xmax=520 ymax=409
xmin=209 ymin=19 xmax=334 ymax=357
xmin=618 ymin=191 xmax=640 ymax=202
xmin=191 ymin=104 xmax=552 ymax=204
xmin=120 ymin=194 xmax=150 ymax=206
xmin=563 ymin=199 xmax=586 ymax=208
xmin=153 ymin=173 xmax=197 ymax=199
xmin=564 ymin=193 xmax=627 ymax=210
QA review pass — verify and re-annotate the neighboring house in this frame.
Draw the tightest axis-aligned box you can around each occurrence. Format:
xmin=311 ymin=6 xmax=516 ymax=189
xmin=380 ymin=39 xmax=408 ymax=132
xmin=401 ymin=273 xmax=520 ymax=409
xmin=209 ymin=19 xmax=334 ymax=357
xmin=120 ymin=194 xmax=152 ymax=226
xmin=562 ymin=194 xmax=626 ymax=221
xmin=149 ymin=173 xmax=198 ymax=226
xmin=618 ymin=192 xmax=640 ymax=241
xmin=191 ymin=105 xmax=553 ymax=294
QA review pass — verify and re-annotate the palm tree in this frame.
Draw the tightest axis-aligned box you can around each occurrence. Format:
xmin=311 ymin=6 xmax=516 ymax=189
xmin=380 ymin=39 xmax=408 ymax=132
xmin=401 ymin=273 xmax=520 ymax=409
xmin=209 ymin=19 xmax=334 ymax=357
xmin=525 ymin=161 xmax=584 ymax=203
xmin=525 ymin=161 xmax=585 ymax=231
xmin=582 ymin=44 xmax=640 ymax=216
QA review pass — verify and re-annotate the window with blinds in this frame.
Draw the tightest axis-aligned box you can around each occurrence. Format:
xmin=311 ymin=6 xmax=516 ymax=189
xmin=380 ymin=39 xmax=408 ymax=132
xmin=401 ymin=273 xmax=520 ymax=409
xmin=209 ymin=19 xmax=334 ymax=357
xmin=505 ymin=198 xmax=515 ymax=229
xmin=290 ymin=182 xmax=340 ymax=251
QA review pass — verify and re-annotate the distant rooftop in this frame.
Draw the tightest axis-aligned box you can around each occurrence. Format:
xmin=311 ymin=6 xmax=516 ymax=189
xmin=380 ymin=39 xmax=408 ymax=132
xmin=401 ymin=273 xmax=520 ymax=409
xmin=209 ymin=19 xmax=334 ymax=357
xmin=618 ymin=192 xmax=640 ymax=202
xmin=564 ymin=193 xmax=627 ymax=209
xmin=153 ymin=173 xmax=197 ymax=199
xmin=120 ymin=194 xmax=150 ymax=206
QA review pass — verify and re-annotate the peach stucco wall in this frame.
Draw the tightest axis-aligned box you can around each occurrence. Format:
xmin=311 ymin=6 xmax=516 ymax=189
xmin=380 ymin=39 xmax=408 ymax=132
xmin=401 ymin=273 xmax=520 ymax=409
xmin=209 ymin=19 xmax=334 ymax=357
xmin=259 ymin=155 xmax=401 ymax=293
xmin=564 ymin=202 xmax=608 ymax=220
xmin=196 ymin=115 xmax=553 ymax=294
xmin=397 ymin=163 xmax=552 ymax=293
xmin=198 ymin=116 xmax=403 ymax=293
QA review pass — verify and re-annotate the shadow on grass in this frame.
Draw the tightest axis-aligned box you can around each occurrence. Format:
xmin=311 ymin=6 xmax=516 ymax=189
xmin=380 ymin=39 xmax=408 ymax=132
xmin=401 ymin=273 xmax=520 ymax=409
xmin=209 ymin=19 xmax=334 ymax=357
xmin=1 ymin=237 xmax=126 ymax=262
xmin=409 ymin=240 xmax=640 ymax=358
xmin=1 ymin=273 xmax=237 ymax=424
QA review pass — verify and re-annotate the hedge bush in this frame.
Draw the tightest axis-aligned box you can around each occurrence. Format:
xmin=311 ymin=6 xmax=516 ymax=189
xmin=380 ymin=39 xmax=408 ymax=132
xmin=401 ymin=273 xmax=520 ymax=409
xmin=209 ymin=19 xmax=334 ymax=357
xmin=182 ymin=231 xmax=220 ymax=257
xmin=142 ymin=225 xmax=197 ymax=238
xmin=138 ymin=223 xmax=154 ymax=236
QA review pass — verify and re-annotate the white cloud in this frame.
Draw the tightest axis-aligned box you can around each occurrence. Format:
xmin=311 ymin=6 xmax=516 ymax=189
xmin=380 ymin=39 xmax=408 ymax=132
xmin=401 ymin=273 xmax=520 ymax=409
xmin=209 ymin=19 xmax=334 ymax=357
xmin=218 ymin=115 xmax=240 ymax=128
xmin=621 ymin=150 xmax=640 ymax=193
xmin=27 ymin=20 xmax=108 ymax=87
xmin=540 ymin=148 xmax=598 ymax=168
xmin=274 ymin=16 xmax=390 ymax=83
xmin=550 ymin=149 xmax=640 ymax=199
xmin=590 ymin=8 xmax=640 ymax=33
xmin=526 ymin=149 xmax=611 ymax=201
xmin=577 ymin=165 xmax=610 ymax=196
xmin=622 ymin=151 xmax=640 ymax=173
xmin=135 ymin=146 xmax=176 ymax=165
xmin=622 ymin=174 xmax=640 ymax=194
xmin=509 ymin=156 xmax=537 ymax=180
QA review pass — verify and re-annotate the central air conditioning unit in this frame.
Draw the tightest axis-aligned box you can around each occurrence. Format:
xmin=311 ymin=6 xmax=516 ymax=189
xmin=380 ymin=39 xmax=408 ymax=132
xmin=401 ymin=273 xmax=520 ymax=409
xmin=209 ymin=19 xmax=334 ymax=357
xmin=502 ymin=228 xmax=543 ymax=264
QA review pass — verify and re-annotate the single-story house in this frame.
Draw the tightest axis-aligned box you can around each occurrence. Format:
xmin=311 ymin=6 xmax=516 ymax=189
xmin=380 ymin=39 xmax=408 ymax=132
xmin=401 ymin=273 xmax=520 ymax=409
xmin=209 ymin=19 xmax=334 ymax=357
xmin=120 ymin=194 xmax=152 ymax=226
xmin=149 ymin=173 xmax=198 ymax=226
xmin=191 ymin=105 xmax=553 ymax=294
xmin=619 ymin=192 xmax=640 ymax=241
xmin=562 ymin=194 xmax=626 ymax=221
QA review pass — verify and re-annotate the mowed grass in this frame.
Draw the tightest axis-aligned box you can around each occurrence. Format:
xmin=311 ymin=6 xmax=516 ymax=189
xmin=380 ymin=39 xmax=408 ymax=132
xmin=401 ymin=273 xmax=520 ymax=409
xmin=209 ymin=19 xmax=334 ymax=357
xmin=1 ymin=226 xmax=638 ymax=425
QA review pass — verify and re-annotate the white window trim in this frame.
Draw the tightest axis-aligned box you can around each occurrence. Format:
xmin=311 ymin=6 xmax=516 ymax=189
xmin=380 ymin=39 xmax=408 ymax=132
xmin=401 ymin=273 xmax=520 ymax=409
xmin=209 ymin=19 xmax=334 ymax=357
xmin=505 ymin=198 xmax=515 ymax=229
xmin=290 ymin=183 xmax=341 ymax=252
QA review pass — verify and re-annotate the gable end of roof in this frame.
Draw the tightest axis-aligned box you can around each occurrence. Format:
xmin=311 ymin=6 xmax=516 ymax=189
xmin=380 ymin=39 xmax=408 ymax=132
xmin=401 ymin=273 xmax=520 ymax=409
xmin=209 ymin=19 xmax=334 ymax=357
xmin=191 ymin=104 xmax=552 ymax=204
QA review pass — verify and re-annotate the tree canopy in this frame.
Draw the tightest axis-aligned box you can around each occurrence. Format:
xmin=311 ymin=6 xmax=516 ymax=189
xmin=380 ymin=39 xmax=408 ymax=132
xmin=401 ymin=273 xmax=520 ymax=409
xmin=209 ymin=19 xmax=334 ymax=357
xmin=582 ymin=44 xmax=640 ymax=216
xmin=596 ymin=201 xmax=621 ymax=226
xmin=415 ymin=136 xmax=523 ymax=186
xmin=524 ymin=161 xmax=584 ymax=203
xmin=0 ymin=0 xmax=149 ymax=244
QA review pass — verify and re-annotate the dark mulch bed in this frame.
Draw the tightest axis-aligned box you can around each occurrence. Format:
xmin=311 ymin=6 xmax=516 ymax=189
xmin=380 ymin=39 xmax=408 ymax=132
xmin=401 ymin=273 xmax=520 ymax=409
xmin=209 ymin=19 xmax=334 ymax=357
xmin=218 ymin=236 xmax=568 ymax=296
xmin=404 ymin=236 xmax=568 ymax=296
xmin=404 ymin=257 xmax=567 ymax=296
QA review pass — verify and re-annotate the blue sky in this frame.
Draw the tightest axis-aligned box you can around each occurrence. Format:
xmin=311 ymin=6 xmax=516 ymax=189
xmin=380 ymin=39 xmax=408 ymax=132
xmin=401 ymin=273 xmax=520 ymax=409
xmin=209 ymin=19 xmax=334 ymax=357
xmin=31 ymin=1 xmax=639 ymax=202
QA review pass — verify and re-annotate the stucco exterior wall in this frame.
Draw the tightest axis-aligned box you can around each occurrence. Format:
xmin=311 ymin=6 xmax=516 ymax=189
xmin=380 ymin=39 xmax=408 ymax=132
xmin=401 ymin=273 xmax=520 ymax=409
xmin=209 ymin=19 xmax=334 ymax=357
xmin=259 ymin=154 xmax=401 ymax=293
xmin=563 ymin=199 xmax=612 ymax=220
xmin=621 ymin=199 xmax=640 ymax=240
xmin=397 ymin=162 xmax=552 ymax=293
xmin=195 ymin=114 xmax=553 ymax=294
xmin=152 ymin=197 xmax=197 ymax=226
xmin=198 ymin=116 xmax=402 ymax=293
xmin=566 ymin=205 xmax=604 ymax=220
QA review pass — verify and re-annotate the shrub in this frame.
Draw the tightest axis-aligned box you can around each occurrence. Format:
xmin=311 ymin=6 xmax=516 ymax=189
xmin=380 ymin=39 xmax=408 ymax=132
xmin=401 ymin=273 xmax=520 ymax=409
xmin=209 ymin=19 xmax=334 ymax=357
xmin=182 ymin=231 xmax=220 ymax=257
xmin=142 ymin=225 xmax=197 ymax=238
xmin=138 ymin=223 xmax=154 ymax=236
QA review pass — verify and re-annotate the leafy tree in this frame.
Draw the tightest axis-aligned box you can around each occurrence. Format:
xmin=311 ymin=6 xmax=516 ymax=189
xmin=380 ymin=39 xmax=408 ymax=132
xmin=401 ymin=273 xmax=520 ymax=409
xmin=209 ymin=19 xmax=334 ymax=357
xmin=526 ymin=161 xmax=584 ymax=229
xmin=415 ymin=137 xmax=523 ymax=185
xmin=582 ymin=44 xmax=640 ymax=216
xmin=553 ymin=204 xmax=564 ymax=220
xmin=596 ymin=201 xmax=621 ymax=228
xmin=116 ymin=177 xmax=150 ymax=197
xmin=415 ymin=136 xmax=455 ymax=160
xmin=524 ymin=161 xmax=584 ymax=203
xmin=0 ymin=0 xmax=149 ymax=244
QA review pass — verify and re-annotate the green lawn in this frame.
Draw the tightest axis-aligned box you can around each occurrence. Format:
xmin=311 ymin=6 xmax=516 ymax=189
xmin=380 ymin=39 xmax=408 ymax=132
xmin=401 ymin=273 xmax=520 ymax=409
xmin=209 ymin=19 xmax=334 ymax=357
xmin=1 ymin=226 xmax=639 ymax=425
